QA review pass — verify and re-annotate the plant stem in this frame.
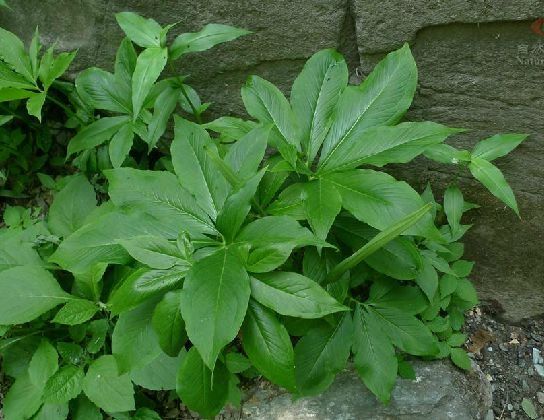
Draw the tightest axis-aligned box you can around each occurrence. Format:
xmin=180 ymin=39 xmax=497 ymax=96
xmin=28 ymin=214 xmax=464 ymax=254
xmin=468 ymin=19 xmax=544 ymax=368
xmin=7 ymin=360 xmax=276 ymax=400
xmin=179 ymin=83 xmax=202 ymax=124
xmin=47 ymin=93 xmax=85 ymax=124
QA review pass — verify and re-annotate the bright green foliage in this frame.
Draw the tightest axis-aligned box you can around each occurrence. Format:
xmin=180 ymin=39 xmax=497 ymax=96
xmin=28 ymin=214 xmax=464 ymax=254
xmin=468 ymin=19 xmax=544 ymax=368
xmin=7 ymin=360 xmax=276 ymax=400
xmin=0 ymin=13 xmax=528 ymax=420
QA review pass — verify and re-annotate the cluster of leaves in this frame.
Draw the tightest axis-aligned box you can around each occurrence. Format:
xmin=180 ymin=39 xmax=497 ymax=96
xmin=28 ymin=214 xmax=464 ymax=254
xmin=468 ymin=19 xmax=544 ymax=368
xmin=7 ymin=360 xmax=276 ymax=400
xmin=0 ymin=12 xmax=528 ymax=420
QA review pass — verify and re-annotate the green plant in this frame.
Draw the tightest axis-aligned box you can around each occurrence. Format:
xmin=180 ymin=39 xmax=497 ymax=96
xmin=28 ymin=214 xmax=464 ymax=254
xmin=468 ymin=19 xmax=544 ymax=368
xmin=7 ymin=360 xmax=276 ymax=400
xmin=0 ymin=28 xmax=528 ymax=420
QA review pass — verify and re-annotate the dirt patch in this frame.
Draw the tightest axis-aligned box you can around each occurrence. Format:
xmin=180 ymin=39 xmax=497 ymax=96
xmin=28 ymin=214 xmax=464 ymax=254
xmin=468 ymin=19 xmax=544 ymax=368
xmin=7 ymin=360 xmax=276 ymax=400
xmin=465 ymin=303 xmax=544 ymax=419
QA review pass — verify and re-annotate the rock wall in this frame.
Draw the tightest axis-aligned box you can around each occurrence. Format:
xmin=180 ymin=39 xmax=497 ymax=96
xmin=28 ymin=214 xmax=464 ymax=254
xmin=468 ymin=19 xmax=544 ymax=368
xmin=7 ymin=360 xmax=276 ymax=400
xmin=2 ymin=0 xmax=542 ymax=321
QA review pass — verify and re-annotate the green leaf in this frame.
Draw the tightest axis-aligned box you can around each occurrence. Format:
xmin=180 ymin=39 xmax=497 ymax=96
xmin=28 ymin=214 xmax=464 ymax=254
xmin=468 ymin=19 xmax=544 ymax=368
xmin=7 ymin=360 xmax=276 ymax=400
xmin=0 ymin=114 xmax=13 ymax=126
xmin=152 ymin=290 xmax=187 ymax=357
xmin=451 ymin=260 xmax=474 ymax=277
xmin=225 ymin=352 xmax=251 ymax=373
xmin=398 ymin=360 xmax=416 ymax=379
xmin=72 ymin=263 xmax=107 ymax=302
xmin=147 ymin=86 xmax=178 ymax=149
xmin=295 ymin=312 xmax=353 ymax=395
xmin=449 ymin=347 xmax=472 ymax=370
xmin=109 ymin=122 xmax=134 ymax=168
xmin=328 ymin=169 xmax=438 ymax=238
xmin=246 ymin=244 xmax=293 ymax=273
xmin=440 ymin=274 xmax=458 ymax=298
xmin=52 ymin=299 xmax=98 ymax=326
xmin=216 ymin=169 xmax=265 ymax=242
xmin=43 ymin=365 xmax=85 ymax=404
xmin=447 ymin=333 xmax=466 ymax=347
xmin=2 ymin=374 xmax=43 ymax=419
xmin=521 ymin=398 xmax=538 ymax=420
xmin=455 ymin=278 xmax=478 ymax=305
xmin=132 ymin=47 xmax=168 ymax=119
xmin=241 ymin=299 xmax=296 ymax=391
xmin=472 ymin=133 xmax=528 ymax=161
xmin=105 ymin=168 xmax=216 ymax=236
xmin=76 ymin=67 xmax=131 ymax=113
xmin=204 ymin=116 xmax=257 ymax=141
xmin=115 ymin=12 xmax=162 ymax=48
xmin=108 ymin=267 xmax=184 ymax=315
xmin=424 ymin=143 xmax=471 ymax=164
xmin=0 ymin=27 xmax=34 ymax=82
xmin=0 ymin=266 xmax=70 ymax=324
xmin=176 ymin=347 xmax=230 ymax=418
xmin=319 ymin=122 xmax=456 ymax=173
xmin=33 ymin=402 xmax=69 ymax=420
xmin=224 ymin=125 xmax=269 ymax=179
xmin=250 ymin=272 xmax=347 ymax=318
xmin=114 ymin=37 xmax=137 ymax=85
xmin=118 ymin=235 xmax=188 ymax=270
xmin=171 ymin=117 xmax=230 ymax=219
xmin=39 ymin=50 xmax=76 ymax=90
xmin=48 ymin=174 xmax=97 ymax=238
xmin=319 ymin=44 xmax=417 ymax=165
xmin=415 ymin=257 xmax=439 ymax=301
xmin=444 ymin=185 xmax=464 ymax=236
xmin=353 ymin=305 xmax=397 ymax=403
xmin=368 ymin=285 xmax=427 ymax=315
xmin=170 ymin=24 xmax=250 ymax=60
xmin=26 ymin=91 xmax=46 ymax=121
xmin=72 ymin=395 xmax=101 ymax=420
xmin=0 ymin=61 xmax=36 ymax=89
xmin=291 ymin=49 xmax=348 ymax=162
xmin=181 ymin=248 xmax=250 ymax=370
xmin=131 ymin=349 xmax=184 ymax=391
xmin=469 ymin=156 xmax=519 ymax=215
xmin=68 ymin=115 xmax=130 ymax=156
xmin=82 ymin=355 xmax=135 ymax=413
xmin=303 ymin=178 xmax=342 ymax=242
xmin=242 ymin=75 xmax=300 ymax=152
xmin=373 ymin=306 xmax=438 ymax=356
xmin=29 ymin=340 xmax=58 ymax=387
xmin=0 ymin=87 xmax=35 ymax=102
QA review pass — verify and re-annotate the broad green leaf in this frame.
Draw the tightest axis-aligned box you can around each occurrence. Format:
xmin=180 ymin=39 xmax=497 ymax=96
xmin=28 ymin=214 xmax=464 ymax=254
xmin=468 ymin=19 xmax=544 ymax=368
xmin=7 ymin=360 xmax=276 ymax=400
xmin=171 ymin=117 xmax=230 ymax=219
xmin=52 ymin=299 xmax=98 ymax=326
xmin=109 ymin=122 xmax=134 ymax=168
xmin=472 ymin=133 xmax=528 ymax=161
xmin=115 ymin=12 xmax=162 ymax=48
xmin=86 ymin=319 xmax=108 ymax=354
xmin=250 ymin=272 xmax=347 ymax=318
xmin=82 ymin=355 xmax=135 ymax=413
xmin=450 ymin=347 xmax=472 ymax=370
xmin=440 ymin=274 xmax=458 ymax=298
xmin=295 ymin=312 xmax=353 ymax=395
xmin=246 ymin=244 xmax=294 ymax=273
xmin=29 ymin=340 xmax=58 ymax=387
xmin=152 ymin=290 xmax=187 ymax=357
xmin=0 ymin=26 xmax=34 ymax=82
xmin=266 ymin=182 xmax=306 ymax=219
xmin=112 ymin=300 xmax=162 ymax=373
xmin=257 ymin=155 xmax=290 ymax=207
xmin=415 ymin=257 xmax=439 ymax=301
xmin=368 ymin=285 xmax=427 ymax=315
xmin=118 ymin=235 xmax=187 ymax=270
xmin=33 ymin=402 xmax=69 ymax=420
xmin=319 ymin=121 xmax=455 ymax=173
xmin=521 ymin=398 xmax=539 ymax=420
xmin=447 ymin=333 xmax=467 ymax=347
xmin=105 ymin=168 xmax=216 ymax=236
xmin=0 ymin=230 xmax=44 ymax=272
xmin=469 ymin=156 xmax=519 ymax=215
xmin=373 ymin=306 xmax=438 ymax=355
xmin=225 ymin=352 xmax=251 ymax=374
xmin=48 ymin=174 xmax=97 ymax=238
xmin=0 ymin=114 xmax=13 ymax=125
xmin=319 ymin=44 xmax=417 ymax=165
xmin=39 ymin=51 xmax=76 ymax=89
xmin=0 ymin=61 xmax=36 ymax=89
xmin=455 ymin=278 xmax=478 ymax=305
xmin=216 ymin=169 xmax=265 ymax=242
xmin=176 ymin=347 xmax=230 ymax=418
xmin=76 ymin=67 xmax=131 ymax=113
xmin=108 ymin=267 xmax=185 ymax=315
xmin=328 ymin=169 xmax=439 ymax=238
xmin=224 ymin=125 xmax=269 ymax=179
xmin=2 ymin=374 xmax=43 ymax=420
xmin=444 ymin=185 xmax=464 ymax=236
xmin=291 ymin=49 xmax=348 ymax=162
xmin=72 ymin=263 xmax=107 ymax=302
xmin=241 ymin=75 xmax=300 ymax=152
xmin=170 ymin=24 xmax=250 ymax=60
xmin=72 ymin=395 xmax=101 ymax=420
xmin=242 ymin=299 xmax=296 ymax=391
xmin=131 ymin=349 xmax=184 ymax=391
xmin=68 ymin=115 xmax=130 ymax=156
xmin=236 ymin=215 xmax=325 ymax=248
xmin=353 ymin=305 xmax=397 ymax=403
xmin=132 ymin=47 xmax=168 ymax=119
xmin=0 ymin=266 xmax=70 ymax=324
xmin=26 ymin=91 xmax=46 ymax=121
xmin=114 ymin=37 xmax=137 ymax=83
xmin=303 ymin=178 xmax=342 ymax=242
xmin=424 ymin=143 xmax=471 ymax=164
xmin=147 ymin=86 xmax=178 ymax=149
xmin=0 ymin=87 xmax=35 ymax=102
xmin=204 ymin=116 xmax=257 ymax=141
xmin=43 ymin=365 xmax=85 ymax=404
xmin=181 ymin=248 xmax=250 ymax=370
xmin=451 ymin=260 xmax=474 ymax=278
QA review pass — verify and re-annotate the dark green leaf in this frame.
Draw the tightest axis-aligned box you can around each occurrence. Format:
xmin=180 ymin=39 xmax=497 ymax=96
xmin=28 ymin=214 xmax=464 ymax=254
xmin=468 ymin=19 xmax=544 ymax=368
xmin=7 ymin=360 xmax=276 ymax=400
xmin=43 ymin=365 xmax=85 ymax=404
xmin=118 ymin=235 xmax=188 ymax=270
xmin=52 ymin=299 xmax=98 ymax=326
xmin=132 ymin=47 xmax=168 ymax=118
xmin=472 ymin=133 xmax=528 ymax=161
xmin=0 ymin=27 xmax=34 ymax=82
xmin=75 ymin=67 xmax=131 ymax=113
xmin=304 ymin=178 xmax=342 ymax=242
xmin=109 ymin=122 xmax=134 ymax=168
xmin=450 ymin=347 xmax=472 ymax=370
xmin=115 ymin=12 xmax=162 ymax=48
xmin=29 ymin=340 xmax=58 ymax=387
xmin=68 ymin=116 xmax=130 ymax=156
xmin=152 ymin=290 xmax=186 ymax=357
xmin=444 ymin=185 xmax=464 ymax=236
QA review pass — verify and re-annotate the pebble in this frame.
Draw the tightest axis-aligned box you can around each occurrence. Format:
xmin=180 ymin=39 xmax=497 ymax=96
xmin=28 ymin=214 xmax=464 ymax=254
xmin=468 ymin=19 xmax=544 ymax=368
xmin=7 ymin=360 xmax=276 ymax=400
xmin=508 ymin=403 xmax=514 ymax=411
xmin=522 ymin=379 xmax=530 ymax=391
xmin=528 ymin=367 xmax=534 ymax=376
xmin=488 ymin=346 xmax=493 ymax=352
xmin=499 ymin=343 xmax=508 ymax=352
xmin=532 ymin=348 xmax=543 ymax=365
xmin=537 ymin=392 xmax=544 ymax=405
xmin=484 ymin=409 xmax=495 ymax=420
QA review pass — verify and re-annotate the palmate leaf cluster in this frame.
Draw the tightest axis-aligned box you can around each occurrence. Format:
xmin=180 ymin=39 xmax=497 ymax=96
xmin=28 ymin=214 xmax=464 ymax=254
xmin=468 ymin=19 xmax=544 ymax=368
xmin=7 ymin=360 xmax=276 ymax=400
xmin=0 ymin=12 xmax=528 ymax=420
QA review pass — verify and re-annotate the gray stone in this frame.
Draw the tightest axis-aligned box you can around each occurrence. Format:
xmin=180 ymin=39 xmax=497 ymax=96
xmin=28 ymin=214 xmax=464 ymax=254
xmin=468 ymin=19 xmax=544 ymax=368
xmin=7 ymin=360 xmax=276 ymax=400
xmin=241 ymin=361 xmax=492 ymax=419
